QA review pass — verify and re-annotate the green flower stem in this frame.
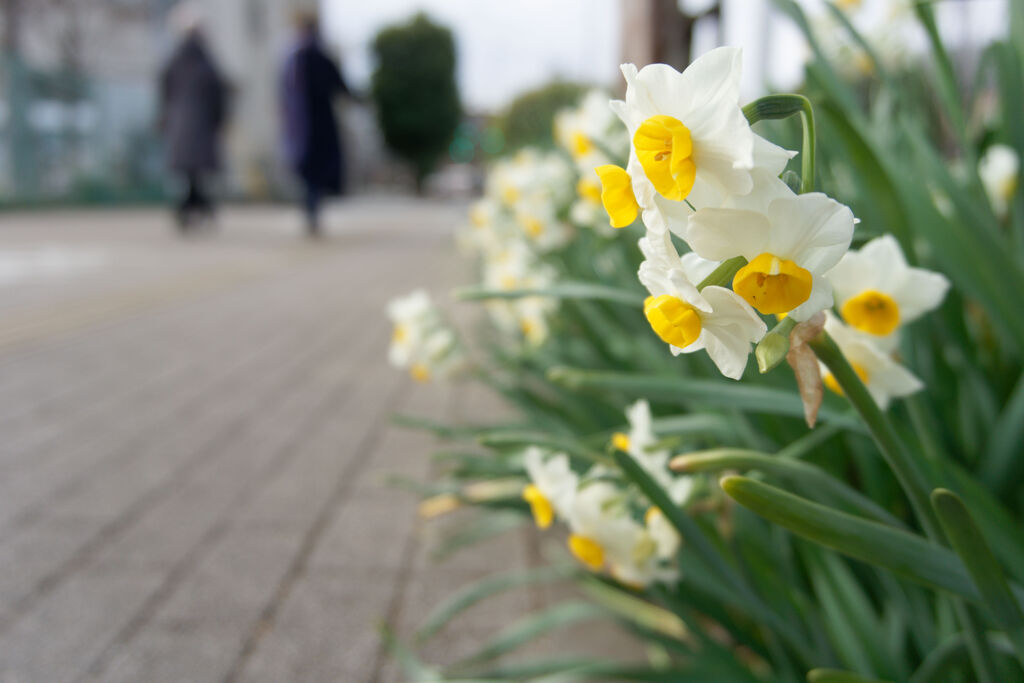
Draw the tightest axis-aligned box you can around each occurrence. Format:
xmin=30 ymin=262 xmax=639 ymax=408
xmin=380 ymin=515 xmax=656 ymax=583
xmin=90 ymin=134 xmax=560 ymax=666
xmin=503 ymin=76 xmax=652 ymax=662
xmin=808 ymin=332 xmax=941 ymax=540
xmin=742 ymin=93 xmax=816 ymax=193
xmin=696 ymin=256 xmax=747 ymax=291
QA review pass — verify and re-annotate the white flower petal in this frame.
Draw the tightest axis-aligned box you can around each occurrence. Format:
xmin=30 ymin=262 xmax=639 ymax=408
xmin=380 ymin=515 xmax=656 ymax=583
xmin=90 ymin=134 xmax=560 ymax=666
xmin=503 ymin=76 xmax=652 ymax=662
xmin=685 ymin=208 xmax=771 ymax=261
xmin=765 ymin=194 xmax=854 ymax=272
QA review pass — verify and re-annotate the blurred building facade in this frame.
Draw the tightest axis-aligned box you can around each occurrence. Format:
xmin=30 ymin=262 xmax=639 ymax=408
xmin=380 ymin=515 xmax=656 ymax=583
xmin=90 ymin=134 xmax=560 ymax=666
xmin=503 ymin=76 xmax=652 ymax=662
xmin=0 ymin=0 xmax=371 ymax=204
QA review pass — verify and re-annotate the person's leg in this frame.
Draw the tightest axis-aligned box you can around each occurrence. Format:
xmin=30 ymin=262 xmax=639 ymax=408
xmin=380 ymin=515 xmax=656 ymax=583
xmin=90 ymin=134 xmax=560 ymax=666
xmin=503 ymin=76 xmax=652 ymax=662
xmin=304 ymin=183 xmax=321 ymax=237
xmin=176 ymin=173 xmax=197 ymax=230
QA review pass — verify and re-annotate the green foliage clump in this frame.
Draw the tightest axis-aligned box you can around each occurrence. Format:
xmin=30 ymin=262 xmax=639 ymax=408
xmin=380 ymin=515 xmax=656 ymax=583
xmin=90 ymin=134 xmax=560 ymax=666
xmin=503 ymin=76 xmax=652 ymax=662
xmin=371 ymin=13 xmax=461 ymax=191
xmin=499 ymin=81 xmax=588 ymax=152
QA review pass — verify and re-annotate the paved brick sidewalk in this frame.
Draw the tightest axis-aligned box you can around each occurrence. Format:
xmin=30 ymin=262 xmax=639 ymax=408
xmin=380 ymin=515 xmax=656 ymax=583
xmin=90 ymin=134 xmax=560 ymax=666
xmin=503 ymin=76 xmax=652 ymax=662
xmin=0 ymin=198 xmax=637 ymax=682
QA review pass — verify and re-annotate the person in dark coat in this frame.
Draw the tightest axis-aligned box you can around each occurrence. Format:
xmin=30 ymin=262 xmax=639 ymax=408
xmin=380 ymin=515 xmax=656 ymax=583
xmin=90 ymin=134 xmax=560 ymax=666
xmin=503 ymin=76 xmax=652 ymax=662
xmin=159 ymin=21 xmax=227 ymax=231
xmin=280 ymin=12 xmax=351 ymax=236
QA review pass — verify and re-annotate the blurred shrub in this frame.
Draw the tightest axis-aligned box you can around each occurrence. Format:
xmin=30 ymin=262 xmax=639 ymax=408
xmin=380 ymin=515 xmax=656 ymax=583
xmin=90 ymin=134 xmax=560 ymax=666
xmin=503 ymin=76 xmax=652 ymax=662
xmin=499 ymin=81 xmax=589 ymax=152
xmin=371 ymin=13 xmax=461 ymax=193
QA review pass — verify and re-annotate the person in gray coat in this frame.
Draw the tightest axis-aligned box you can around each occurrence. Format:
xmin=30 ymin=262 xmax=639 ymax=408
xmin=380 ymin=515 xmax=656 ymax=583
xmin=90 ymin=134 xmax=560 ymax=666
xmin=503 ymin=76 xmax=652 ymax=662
xmin=159 ymin=24 xmax=227 ymax=231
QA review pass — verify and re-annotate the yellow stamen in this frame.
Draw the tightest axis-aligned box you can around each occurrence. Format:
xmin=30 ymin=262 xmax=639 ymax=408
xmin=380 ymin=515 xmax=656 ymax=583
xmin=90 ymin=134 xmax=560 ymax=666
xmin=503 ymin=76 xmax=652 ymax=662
xmin=732 ymin=253 xmax=813 ymax=315
xmin=576 ymin=178 xmax=602 ymax=205
xmin=824 ymin=362 xmax=870 ymax=396
xmin=571 ymin=131 xmax=593 ymax=159
xmin=501 ymin=184 xmax=519 ymax=206
xmin=594 ymin=164 xmax=639 ymax=228
xmin=633 ymin=115 xmax=696 ymax=201
xmin=644 ymin=295 xmax=702 ymax=348
xmin=469 ymin=205 xmax=488 ymax=228
xmin=522 ymin=484 xmax=555 ymax=529
xmin=392 ymin=324 xmax=408 ymax=343
xmin=410 ymin=364 xmax=431 ymax=382
xmin=611 ymin=432 xmax=631 ymax=452
xmin=522 ymin=216 xmax=544 ymax=238
xmin=568 ymin=533 xmax=605 ymax=570
xmin=500 ymin=274 xmax=518 ymax=290
xmin=841 ymin=289 xmax=901 ymax=336
xmin=644 ymin=506 xmax=662 ymax=526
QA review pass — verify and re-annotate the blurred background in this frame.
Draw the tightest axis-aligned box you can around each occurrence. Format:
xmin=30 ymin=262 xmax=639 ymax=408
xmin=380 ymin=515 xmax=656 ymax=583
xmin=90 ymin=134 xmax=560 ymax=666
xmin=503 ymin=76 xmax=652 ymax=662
xmin=0 ymin=1 xmax=1014 ymax=682
xmin=0 ymin=0 xmax=1005 ymax=207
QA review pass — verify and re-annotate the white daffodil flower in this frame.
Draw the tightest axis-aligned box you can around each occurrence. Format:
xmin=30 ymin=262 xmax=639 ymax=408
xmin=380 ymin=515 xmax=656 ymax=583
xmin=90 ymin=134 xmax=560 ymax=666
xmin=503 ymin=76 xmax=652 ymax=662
xmin=827 ymin=235 xmax=949 ymax=343
xmin=638 ymin=230 xmax=767 ymax=380
xmin=387 ymin=290 xmax=464 ymax=382
xmin=685 ymin=184 xmax=855 ymax=321
xmin=645 ymin=506 xmax=681 ymax=561
xmin=611 ymin=400 xmax=694 ymax=504
xmin=514 ymin=195 xmax=573 ymax=253
xmin=566 ymin=482 xmax=677 ymax=588
xmin=522 ymin=447 xmax=578 ymax=529
xmin=979 ymin=144 xmax=1019 ymax=219
xmin=821 ymin=313 xmax=923 ymax=410
xmin=606 ymin=47 xmax=796 ymax=236
xmin=555 ymin=89 xmax=629 ymax=174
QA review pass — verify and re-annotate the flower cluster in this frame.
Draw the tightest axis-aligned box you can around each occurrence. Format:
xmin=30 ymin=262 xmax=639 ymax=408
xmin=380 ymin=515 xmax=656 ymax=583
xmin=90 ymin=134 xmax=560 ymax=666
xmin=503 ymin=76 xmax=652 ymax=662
xmin=596 ymin=47 xmax=948 ymax=405
xmin=386 ymin=289 xmax=465 ymax=382
xmin=554 ymin=89 xmax=631 ymax=234
xmin=522 ymin=400 xmax=689 ymax=587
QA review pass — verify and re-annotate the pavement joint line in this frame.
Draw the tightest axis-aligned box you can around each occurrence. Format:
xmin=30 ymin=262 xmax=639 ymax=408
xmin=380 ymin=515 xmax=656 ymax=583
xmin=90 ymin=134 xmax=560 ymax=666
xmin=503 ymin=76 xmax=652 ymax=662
xmin=0 ymin=252 xmax=365 ymax=477
xmin=77 ymin=325 xmax=396 ymax=683
xmin=367 ymin=384 xmax=456 ymax=683
xmin=0 ymin=259 xmax=386 ymax=536
xmin=221 ymin=368 xmax=411 ymax=683
xmin=0 ymin=298 xmax=371 ymax=639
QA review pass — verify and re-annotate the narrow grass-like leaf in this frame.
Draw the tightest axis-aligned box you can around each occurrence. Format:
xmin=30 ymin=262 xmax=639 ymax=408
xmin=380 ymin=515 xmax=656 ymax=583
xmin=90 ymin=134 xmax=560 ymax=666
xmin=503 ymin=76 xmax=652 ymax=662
xmin=672 ymin=448 xmax=903 ymax=527
xmin=547 ymin=367 xmax=861 ymax=429
xmin=417 ymin=565 xmax=574 ymax=642
xmin=578 ymin=576 xmax=687 ymax=640
xmin=909 ymin=632 xmax=1017 ymax=683
xmin=454 ymin=281 xmax=644 ymax=306
xmin=807 ymin=669 xmax=894 ymax=683
xmin=614 ymin=452 xmax=816 ymax=664
xmin=932 ymin=489 xmax=1024 ymax=668
xmin=720 ymin=476 xmax=982 ymax=600
xmin=452 ymin=601 xmax=605 ymax=668
xmin=431 ymin=510 xmax=525 ymax=562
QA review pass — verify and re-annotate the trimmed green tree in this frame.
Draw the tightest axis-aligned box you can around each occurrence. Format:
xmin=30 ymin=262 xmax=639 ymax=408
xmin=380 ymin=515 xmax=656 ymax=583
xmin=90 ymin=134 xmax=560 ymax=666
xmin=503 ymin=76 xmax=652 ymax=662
xmin=371 ymin=13 xmax=461 ymax=193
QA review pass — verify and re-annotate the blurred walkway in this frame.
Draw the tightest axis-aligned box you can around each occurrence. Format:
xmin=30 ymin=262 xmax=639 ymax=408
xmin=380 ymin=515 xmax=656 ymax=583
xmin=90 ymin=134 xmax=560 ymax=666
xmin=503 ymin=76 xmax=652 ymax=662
xmin=0 ymin=199 xmax=633 ymax=683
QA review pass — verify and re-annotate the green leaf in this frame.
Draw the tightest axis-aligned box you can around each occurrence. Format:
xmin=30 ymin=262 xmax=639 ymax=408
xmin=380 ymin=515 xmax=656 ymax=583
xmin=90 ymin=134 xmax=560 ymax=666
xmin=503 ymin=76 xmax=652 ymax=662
xmin=671 ymin=447 xmax=904 ymax=528
xmin=430 ymin=510 xmax=525 ymax=562
xmin=613 ymin=452 xmax=817 ymax=665
xmin=720 ymin=476 xmax=983 ymax=600
xmin=807 ymin=669 xmax=894 ymax=683
xmin=577 ymin=576 xmax=687 ymax=640
xmin=454 ymin=281 xmax=644 ymax=306
xmin=452 ymin=601 xmax=605 ymax=667
xmin=416 ymin=565 xmax=574 ymax=642
xmin=909 ymin=632 xmax=1018 ymax=683
xmin=931 ymin=489 xmax=1024 ymax=668
xmin=547 ymin=367 xmax=862 ymax=429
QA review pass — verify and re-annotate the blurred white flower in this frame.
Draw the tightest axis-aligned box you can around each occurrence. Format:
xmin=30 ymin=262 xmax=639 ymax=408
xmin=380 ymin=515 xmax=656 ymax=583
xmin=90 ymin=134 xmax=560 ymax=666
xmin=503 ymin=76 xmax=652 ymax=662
xmin=567 ymin=481 xmax=677 ymax=587
xmin=638 ymin=230 xmax=766 ymax=380
xmin=555 ymin=89 xmax=629 ymax=174
xmin=612 ymin=400 xmax=694 ymax=505
xmin=979 ymin=144 xmax=1019 ymax=219
xmin=821 ymin=313 xmax=923 ymax=410
xmin=522 ymin=447 xmax=578 ymax=529
xmin=827 ymin=235 xmax=949 ymax=341
xmin=386 ymin=289 xmax=464 ymax=382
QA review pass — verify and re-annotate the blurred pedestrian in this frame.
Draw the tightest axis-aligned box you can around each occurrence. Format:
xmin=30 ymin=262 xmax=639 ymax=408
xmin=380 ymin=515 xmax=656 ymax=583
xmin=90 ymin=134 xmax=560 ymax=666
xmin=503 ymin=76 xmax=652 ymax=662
xmin=280 ymin=11 xmax=352 ymax=237
xmin=159 ymin=3 xmax=227 ymax=232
